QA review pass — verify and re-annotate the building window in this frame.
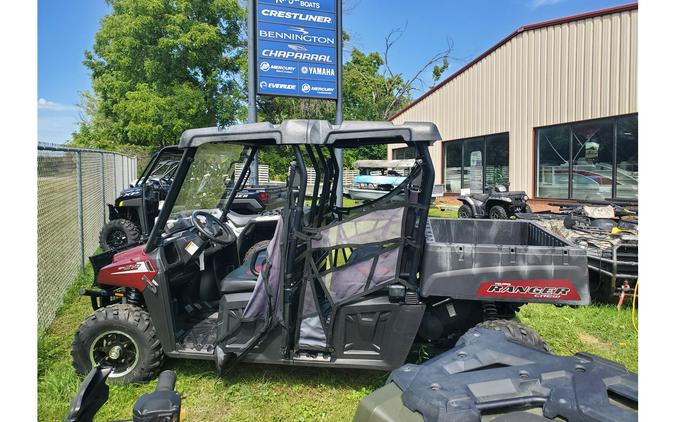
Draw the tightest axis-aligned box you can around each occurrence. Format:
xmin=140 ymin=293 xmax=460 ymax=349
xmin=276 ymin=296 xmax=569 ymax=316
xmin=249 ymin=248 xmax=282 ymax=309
xmin=535 ymin=114 xmax=638 ymax=200
xmin=443 ymin=133 xmax=509 ymax=193
xmin=392 ymin=146 xmax=416 ymax=160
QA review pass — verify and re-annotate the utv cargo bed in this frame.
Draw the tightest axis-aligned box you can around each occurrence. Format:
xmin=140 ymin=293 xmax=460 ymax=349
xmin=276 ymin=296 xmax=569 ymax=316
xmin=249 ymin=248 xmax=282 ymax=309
xmin=421 ymin=219 xmax=589 ymax=305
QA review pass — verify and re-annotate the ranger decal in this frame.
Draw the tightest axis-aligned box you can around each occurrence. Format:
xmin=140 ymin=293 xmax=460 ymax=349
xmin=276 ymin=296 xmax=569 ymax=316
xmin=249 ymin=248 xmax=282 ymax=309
xmin=477 ymin=280 xmax=581 ymax=300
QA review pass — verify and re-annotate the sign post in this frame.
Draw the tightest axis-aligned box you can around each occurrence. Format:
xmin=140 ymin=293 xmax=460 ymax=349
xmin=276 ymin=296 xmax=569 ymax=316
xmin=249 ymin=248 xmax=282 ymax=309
xmin=248 ymin=0 xmax=258 ymax=185
xmin=250 ymin=0 xmax=343 ymax=202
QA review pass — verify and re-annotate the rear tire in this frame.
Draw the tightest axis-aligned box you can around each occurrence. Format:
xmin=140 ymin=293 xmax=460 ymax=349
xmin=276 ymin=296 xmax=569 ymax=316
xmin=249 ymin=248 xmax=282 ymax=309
xmin=244 ymin=240 xmax=270 ymax=262
xmin=72 ymin=304 xmax=164 ymax=384
xmin=458 ymin=204 xmax=474 ymax=219
xmin=99 ymin=219 xmax=141 ymax=251
xmin=488 ymin=205 xmax=508 ymax=219
xmin=473 ymin=319 xmax=550 ymax=352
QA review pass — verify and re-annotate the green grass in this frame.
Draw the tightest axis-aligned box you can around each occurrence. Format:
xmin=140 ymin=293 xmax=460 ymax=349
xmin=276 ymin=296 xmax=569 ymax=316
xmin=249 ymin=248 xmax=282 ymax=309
xmin=38 ymin=213 xmax=636 ymax=421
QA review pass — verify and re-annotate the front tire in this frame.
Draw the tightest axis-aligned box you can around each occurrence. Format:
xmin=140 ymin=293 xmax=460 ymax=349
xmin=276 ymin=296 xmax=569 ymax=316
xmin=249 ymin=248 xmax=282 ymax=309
xmin=72 ymin=304 xmax=164 ymax=384
xmin=99 ymin=218 xmax=141 ymax=251
xmin=472 ymin=319 xmax=550 ymax=352
xmin=488 ymin=205 xmax=508 ymax=219
xmin=458 ymin=204 xmax=474 ymax=219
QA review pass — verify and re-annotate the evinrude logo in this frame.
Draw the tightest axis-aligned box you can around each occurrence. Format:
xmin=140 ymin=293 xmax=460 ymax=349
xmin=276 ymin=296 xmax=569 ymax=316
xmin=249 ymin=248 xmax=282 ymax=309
xmin=477 ymin=280 xmax=581 ymax=301
xmin=260 ymin=80 xmax=296 ymax=91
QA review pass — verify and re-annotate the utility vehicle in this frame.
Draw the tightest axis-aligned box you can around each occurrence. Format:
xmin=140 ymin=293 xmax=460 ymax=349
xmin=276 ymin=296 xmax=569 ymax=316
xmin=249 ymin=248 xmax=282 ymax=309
xmin=72 ymin=120 xmax=589 ymax=383
xmin=99 ymin=146 xmax=285 ymax=252
xmin=457 ymin=184 xmax=531 ymax=219
xmin=99 ymin=146 xmax=182 ymax=251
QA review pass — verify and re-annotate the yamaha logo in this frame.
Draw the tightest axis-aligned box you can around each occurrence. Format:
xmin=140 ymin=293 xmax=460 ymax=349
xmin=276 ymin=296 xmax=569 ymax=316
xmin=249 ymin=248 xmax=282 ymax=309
xmin=301 ymin=83 xmax=311 ymax=93
xmin=259 ymin=61 xmax=270 ymax=71
xmin=301 ymin=66 xmax=309 ymax=74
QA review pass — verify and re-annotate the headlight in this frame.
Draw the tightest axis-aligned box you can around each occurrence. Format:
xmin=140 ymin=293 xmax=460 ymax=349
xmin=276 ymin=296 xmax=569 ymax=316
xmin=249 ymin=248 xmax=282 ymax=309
xmin=523 ymin=195 xmax=529 ymax=201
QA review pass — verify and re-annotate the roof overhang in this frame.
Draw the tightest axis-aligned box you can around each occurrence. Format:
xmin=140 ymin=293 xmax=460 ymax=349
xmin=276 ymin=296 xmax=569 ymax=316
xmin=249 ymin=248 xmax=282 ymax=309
xmin=178 ymin=120 xmax=441 ymax=148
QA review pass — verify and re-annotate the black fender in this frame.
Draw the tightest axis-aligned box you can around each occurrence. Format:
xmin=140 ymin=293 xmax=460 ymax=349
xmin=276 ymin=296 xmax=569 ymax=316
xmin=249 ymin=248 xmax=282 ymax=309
xmin=485 ymin=198 xmax=513 ymax=212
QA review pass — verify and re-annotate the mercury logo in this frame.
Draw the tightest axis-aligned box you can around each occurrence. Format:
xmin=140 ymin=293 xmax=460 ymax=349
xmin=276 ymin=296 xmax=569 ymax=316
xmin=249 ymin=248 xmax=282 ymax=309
xmin=301 ymin=83 xmax=311 ymax=93
xmin=259 ymin=61 xmax=270 ymax=71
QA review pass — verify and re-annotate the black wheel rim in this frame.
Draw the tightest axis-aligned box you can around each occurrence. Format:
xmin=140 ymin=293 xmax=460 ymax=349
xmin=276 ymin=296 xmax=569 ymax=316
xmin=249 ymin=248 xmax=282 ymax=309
xmin=107 ymin=229 xmax=128 ymax=248
xmin=89 ymin=331 xmax=139 ymax=378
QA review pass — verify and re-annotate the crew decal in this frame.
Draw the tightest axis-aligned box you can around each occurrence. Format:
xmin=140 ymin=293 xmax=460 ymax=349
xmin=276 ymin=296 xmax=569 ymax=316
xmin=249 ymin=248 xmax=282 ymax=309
xmin=476 ymin=279 xmax=580 ymax=300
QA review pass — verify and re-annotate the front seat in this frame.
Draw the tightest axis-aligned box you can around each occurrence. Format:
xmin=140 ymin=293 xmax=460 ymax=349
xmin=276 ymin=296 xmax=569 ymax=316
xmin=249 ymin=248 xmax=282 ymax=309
xmin=220 ymin=250 xmax=267 ymax=294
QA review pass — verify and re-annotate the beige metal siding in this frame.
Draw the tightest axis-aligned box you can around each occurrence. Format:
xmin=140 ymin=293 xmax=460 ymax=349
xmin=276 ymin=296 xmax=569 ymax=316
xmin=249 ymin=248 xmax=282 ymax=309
xmin=390 ymin=9 xmax=637 ymax=193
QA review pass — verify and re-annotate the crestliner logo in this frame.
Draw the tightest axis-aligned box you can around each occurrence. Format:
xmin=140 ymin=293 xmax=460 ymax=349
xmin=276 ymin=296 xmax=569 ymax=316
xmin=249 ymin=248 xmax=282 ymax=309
xmin=261 ymin=8 xmax=332 ymax=24
xmin=477 ymin=280 xmax=581 ymax=301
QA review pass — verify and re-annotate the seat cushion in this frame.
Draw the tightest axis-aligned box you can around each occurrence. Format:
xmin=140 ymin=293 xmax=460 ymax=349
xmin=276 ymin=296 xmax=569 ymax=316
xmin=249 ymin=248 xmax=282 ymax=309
xmin=220 ymin=251 xmax=267 ymax=294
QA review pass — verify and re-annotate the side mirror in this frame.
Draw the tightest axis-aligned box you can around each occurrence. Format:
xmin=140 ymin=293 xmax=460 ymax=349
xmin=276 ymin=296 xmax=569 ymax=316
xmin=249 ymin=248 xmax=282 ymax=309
xmin=249 ymin=248 xmax=268 ymax=277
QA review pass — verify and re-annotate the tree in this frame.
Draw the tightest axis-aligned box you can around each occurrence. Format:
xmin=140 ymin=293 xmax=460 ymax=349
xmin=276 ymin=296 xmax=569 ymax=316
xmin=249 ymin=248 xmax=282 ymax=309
xmin=71 ymin=0 xmax=245 ymax=149
xmin=258 ymin=28 xmax=452 ymax=178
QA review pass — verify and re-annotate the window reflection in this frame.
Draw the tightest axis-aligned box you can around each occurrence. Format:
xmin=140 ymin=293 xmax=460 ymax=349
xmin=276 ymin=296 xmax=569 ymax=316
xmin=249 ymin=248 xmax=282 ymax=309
xmin=536 ymin=114 xmax=638 ymax=200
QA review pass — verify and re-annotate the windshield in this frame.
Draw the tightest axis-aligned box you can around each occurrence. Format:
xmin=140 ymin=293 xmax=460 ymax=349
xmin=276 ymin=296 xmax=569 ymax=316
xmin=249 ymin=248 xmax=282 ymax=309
xmin=164 ymin=143 xmax=248 ymax=234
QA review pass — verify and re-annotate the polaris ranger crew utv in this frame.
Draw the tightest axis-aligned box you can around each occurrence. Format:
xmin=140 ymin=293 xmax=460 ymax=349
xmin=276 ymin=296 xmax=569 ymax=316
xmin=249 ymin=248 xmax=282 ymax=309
xmin=73 ymin=120 xmax=589 ymax=383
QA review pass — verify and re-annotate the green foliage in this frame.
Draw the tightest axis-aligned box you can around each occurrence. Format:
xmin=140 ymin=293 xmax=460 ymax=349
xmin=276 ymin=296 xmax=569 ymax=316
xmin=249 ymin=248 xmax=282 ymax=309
xmin=258 ymin=47 xmax=418 ymax=177
xmin=71 ymin=0 xmax=245 ymax=148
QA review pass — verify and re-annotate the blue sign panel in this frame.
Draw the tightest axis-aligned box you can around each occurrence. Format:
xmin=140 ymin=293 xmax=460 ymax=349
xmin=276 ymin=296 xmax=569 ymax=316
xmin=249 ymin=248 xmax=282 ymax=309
xmin=255 ymin=0 xmax=338 ymax=99
xmin=259 ymin=0 xmax=336 ymax=13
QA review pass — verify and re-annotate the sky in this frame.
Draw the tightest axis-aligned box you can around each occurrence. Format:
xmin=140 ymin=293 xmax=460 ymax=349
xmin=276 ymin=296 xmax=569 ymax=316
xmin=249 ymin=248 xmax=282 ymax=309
xmin=38 ymin=0 xmax=634 ymax=143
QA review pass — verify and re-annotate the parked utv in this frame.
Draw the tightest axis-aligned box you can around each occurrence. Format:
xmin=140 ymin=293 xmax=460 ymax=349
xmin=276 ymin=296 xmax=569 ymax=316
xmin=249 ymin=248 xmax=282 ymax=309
xmin=99 ymin=146 xmax=286 ymax=252
xmin=457 ymin=184 xmax=531 ymax=219
xmin=73 ymin=120 xmax=589 ymax=383
xmin=99 ymin=146 xmax=183 ymax=251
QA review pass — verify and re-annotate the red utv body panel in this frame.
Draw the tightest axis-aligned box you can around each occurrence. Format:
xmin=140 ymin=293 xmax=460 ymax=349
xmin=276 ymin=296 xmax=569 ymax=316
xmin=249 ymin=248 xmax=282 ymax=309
xmin=95 ymin=245 xmax=157 ymax=292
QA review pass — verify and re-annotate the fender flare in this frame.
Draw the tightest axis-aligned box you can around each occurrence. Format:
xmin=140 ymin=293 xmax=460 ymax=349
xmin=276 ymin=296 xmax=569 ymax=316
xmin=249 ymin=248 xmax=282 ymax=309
xmin=458 ymin=197 xmax=478 ymax=216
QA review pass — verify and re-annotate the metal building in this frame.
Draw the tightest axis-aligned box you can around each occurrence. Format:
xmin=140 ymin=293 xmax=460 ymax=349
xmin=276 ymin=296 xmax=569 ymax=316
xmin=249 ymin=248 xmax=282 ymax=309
xmin=388 ymin=3 xmax=638 ymax=203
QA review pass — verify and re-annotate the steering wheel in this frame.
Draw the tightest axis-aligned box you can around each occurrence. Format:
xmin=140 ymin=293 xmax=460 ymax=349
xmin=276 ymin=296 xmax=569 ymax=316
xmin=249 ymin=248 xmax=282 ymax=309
xmin=190 ymin=211 xmax=236 ymax=245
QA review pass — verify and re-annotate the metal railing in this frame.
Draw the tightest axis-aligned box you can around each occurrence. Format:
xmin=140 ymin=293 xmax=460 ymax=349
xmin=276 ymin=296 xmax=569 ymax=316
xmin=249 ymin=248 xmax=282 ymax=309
xmin=37 ymin=143 xmax=138 ymax=329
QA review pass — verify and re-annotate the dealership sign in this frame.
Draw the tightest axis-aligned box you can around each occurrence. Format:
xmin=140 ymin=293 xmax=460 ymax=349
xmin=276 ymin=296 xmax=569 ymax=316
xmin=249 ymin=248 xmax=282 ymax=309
xmin=255 ymin=0 xmax=338 ymax=99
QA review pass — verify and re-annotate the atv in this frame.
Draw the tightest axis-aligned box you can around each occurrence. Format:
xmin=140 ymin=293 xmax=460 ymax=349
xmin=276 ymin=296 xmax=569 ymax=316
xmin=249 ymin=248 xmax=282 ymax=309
xmin=457 ymin=184 xmax=531 ymax=219
xmin=99 ymin=146 xmax=183 ymax=251
xmin=72 ymin=120 xmax=589 ymax=383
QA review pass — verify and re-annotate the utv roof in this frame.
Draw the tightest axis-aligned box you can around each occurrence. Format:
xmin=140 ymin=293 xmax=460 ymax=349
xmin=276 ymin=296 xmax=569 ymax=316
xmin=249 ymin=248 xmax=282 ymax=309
xmin=178 ymin=120 xmax=441 ymax=148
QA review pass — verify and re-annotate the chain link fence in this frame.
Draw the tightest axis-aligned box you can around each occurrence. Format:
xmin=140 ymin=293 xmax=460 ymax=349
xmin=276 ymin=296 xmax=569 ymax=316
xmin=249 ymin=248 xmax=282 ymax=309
xmin=37 ymin=143 xmax=137 ymax=330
